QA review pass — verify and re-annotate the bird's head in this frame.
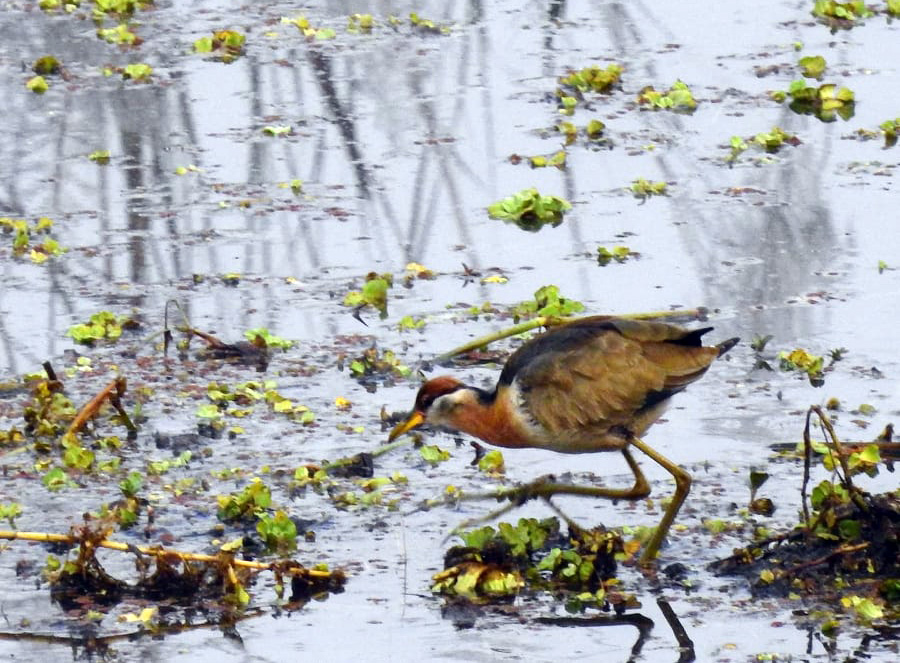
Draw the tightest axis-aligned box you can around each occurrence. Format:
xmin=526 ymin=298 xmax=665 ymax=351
xmin=388 ymin=376 xmax=470 ymax=441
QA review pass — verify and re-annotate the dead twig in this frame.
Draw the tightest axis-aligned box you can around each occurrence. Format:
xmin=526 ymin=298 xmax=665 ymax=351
xmin=64 ymin=376 xmax=135 ymax=439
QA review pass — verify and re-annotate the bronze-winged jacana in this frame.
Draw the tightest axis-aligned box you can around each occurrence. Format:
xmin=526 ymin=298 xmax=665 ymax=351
xmin=389 ymin=316 xmax=738 ymax=564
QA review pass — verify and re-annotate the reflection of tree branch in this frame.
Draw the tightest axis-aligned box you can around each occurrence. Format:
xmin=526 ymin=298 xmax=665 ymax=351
xmin=306 ymin=47 xmax=371 ymax=198
xmin=657 ymin=598 xmax=696 ymax=663
xmin=536 ymin=612 xmax=654 ymax=663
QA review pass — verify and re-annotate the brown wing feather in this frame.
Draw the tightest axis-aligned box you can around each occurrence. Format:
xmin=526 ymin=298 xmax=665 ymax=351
xmin=513 ymin=319 xmax=720 ymax=437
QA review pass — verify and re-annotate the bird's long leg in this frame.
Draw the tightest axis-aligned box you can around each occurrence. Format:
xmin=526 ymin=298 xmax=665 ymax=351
xmin=491 ymin=447 xmax=651 ymax=502
xmin=628 ymin=436 xmax=692 ymax=565
xmin=439 ymin=448 xmax=652 ymax=537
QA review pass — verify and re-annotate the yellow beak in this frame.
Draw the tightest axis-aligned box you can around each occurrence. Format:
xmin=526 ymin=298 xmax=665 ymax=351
xmin=388 ymin=411 xmax=426 ymax=441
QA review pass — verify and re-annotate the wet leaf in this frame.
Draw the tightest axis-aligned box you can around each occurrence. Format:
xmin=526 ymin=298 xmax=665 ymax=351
xmin=256 ymin=510 xmax=298 ymax=553
xmin=636 ymin=80 xmax=697 ymax=112
xmin=559 ymin=63 xmax=623 ymax=93
xmin=419 ymin=444 xmax=450 ymax=465
xmin=347 ymin=13 xmax=375 ymax=32
xmin=586 ymin=119 xmax=606 ymax=138
xmin=66 ymin=311 xmax=126 ymax=344
xmin=487 ymin=188 xmax=571 ymax=231
xmin=243 ymin=328 xmax=293 ymax=348
xmin=122 ymin=63 xmax=152 ymax=81
xmin=218 ymin=478 xmax=272 ymax=522
xmin=26 ymin=76 xmax=49 ymax=94
xmin=96 ymin=23 xmax=139 ymax=45
xmin=778 ymin=348 xmax=825 ymax=384
xmin=119 ymin=607 xmax=157 ymax=624
xmin=798 ymin=55 xmax=826 ymax=79
xmin=33 ymin=56 xmax=61 ymax=75
xmin=0 ymin=503 xmax=23 ymax=527
xmin=342 ymin=273 xmax=392 ymax=317
xmin=749 ymin=470 xmax=770 ymax=492
xmin=477 ymin=450 xmax=505 ymax=475
xmin=597 ymin=245 xmax=638 ymax=265
xmin=432 ymin=561 xmax=523 ymax=600
xmin=556 ymin=121 xmax=578 ymax=145
xmin=512 ymin=285 xmax=584 ymax=319
xmin=118 ymin=471 xmax=142 ymax=498
xmin=196 ymin=404 xmax=222 ymax=419
xmin=263 ymin=125 xmax=292 ymax=137
xmin=630 ymin=178 xmax=668 ymax=199
xmin=840 ymin=595 xmax=884 ymax=623
xmin=88 ymin=150 xmax=111 ymax=164
xmin=526 ymin=150 xmax=567 ymax=169
xmin=812 ymin=0 xmax=873 ymax=24
xmin=749 ymin=497 xmax=775 ymax=516
xmin=194 ymin=29 xmax=246 ymax=62
xmin=750 ymin=334 xmax=773 ymax=352
xmin=42 ymin=467 xmax=70 ymax=492
xmin=398 ymin=315 xmax=426 ymax=331
xmin=782 ymin=80 xmax=855 ymax=122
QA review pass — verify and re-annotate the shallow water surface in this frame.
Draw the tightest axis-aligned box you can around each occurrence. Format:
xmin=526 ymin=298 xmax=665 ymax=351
xmin=0 ymin=0 xmax=898 ymax=661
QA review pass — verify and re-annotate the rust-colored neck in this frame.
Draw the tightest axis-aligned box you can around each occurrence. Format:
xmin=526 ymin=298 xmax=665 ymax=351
xmin=447 ymin=387 xmax=531 ymax=449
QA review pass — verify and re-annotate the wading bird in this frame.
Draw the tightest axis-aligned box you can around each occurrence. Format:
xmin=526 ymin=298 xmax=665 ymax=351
xmin=389 ymin=316 xmax=738 ymax=564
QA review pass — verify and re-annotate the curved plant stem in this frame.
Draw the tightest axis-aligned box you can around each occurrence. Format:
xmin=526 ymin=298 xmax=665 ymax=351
xmin=434 ymin=308 xmax=706 ymax=363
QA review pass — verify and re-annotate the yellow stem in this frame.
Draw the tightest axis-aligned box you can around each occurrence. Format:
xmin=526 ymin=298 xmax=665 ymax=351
xmin=0 ymin=530 xmax=335 ymax=577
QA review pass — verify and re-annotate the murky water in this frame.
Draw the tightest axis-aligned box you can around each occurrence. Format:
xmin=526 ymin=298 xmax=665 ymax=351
xmin=1 ymin=0 xmax=899 ymax=661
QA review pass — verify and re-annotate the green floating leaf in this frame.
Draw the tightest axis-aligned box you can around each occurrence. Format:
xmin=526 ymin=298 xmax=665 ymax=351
xmin=347 ymin=13 xmax=375 ymax=32
xmin=33 ymin=56 xmax=61 ymax=75
xmin=559 ymin=63 xmax=623 ymax=94
xmin=512 ymin=285 xmax=584 ymax=319
xmin=630 ymin=178 xmax=668 ymax=199
xmin=880 ymin=119 xmax=899 ymax=148
xmin=636 ymin=80 xmax=697 ymax=112
xmin=526 ymin=151 xmax=567 ymax=169
xmin=597 ymin=245 xmax=638 ymax=266
xmin=749 ymin=470 xmax=770 ymax=492
xmin=122 ymin=63 xmax=152 ymax=81
xmin=477 ymin=450 xmax=505 ymax=474
xmin=262 ymin=125 xmax=292 ymax=137
xmin=66 ymin=311 xmax=127 ymax=344
xmin=798 ymin=55 xmax=826 ymax=79
xmin=97 ymin=24 xmax=138 ymax=45
xmin=778 ymin=348 xmax=825 ymax=385
xmin=811 ymin=0 xmax=874 ymax=24
xmin=257 ymin=510 xmax=298 ymax=553
xmin=26 ymin=76 xmax=49 ymax=94
xmin=487 ymin=188 xmax=571 ymax=231
xmin=782 ymin=80 xmax=855 ymax=122
xmin=244 ymin=328 xmax=294 ymax=349
xmin=342 ymin=272 xmax=392 ymax=318
xmin=419 ymin=444 xmax=450 ymax=465
xmin=88 ymin=150 xmax=111 ymax=164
